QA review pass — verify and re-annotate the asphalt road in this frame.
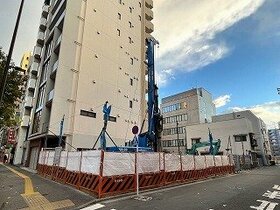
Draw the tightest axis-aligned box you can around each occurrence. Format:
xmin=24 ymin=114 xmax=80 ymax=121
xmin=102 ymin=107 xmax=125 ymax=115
xmin=88 ymin=166 xmax=280 ymax=210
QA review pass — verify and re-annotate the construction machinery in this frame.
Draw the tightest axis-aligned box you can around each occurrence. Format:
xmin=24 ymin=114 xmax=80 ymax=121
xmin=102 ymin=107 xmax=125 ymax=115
xmin=93 ymin=38 xmax=163 ymax=152
xmin=186 ymin=130 xmax=221 ymax=155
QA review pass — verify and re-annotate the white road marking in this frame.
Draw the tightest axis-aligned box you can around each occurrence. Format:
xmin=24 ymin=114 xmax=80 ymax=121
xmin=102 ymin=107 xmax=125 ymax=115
xmin=273 ymin=185 xmax=280 ymax=191
xmin=250 ymin=200 xmax=278 ymax=210
xmin=81 ymin=203 xmax=105 ymax=210
xmin=263 ymin=191 xmax=280 ymax=200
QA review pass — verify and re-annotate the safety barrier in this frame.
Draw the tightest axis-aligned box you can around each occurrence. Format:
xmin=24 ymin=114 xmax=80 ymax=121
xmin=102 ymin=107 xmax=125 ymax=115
xmin=37 ymin=150 xmax=235 ymax=198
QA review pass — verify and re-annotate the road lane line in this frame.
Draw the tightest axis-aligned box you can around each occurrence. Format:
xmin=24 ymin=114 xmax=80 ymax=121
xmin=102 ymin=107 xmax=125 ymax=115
xmin=81 ymin=203 xmax=105 ymax=210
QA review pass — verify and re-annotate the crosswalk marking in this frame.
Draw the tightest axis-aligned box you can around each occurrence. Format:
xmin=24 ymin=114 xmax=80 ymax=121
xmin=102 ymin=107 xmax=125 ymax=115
xmin=81 ymin=203 xmax=105 ymax=210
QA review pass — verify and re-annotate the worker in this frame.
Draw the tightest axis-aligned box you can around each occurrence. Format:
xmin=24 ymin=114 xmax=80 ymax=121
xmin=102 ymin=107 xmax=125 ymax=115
xmin=3 ymin=153 xmax=8 ymax=163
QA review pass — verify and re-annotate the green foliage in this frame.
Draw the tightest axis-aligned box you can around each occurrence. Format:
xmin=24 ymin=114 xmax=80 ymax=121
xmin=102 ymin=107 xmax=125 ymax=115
xmin=0 ymin=47 xmax=27 ymax=128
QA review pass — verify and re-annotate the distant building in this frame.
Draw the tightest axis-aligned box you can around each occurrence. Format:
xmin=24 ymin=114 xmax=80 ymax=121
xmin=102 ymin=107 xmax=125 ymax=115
xmin=185 ymin=110 xmax=271 ymax=166
xmin=19 ymin=52 xmax=32 ymax=73
xmin=161 ymin=88 xmax=216 ymax=153
xmin=268 ymin=126 xmax=280 ymax=156
xmin=13 ymin=53 xmax=32 ymax=165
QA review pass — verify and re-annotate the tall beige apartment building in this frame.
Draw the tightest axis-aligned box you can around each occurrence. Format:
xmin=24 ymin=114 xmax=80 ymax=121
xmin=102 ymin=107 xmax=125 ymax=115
xmin=22 ymin=0 xmax=154 ymax=168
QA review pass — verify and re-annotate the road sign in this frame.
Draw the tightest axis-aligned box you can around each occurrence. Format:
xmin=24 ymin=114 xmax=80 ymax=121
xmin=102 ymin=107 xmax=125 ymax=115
xmin=132 ymin=126 xmax=139 ymax=135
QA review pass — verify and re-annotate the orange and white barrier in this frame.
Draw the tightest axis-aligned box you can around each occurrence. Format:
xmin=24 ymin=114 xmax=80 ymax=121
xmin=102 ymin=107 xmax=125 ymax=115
xmin=37 ymin=150 xmax=235 ymax=198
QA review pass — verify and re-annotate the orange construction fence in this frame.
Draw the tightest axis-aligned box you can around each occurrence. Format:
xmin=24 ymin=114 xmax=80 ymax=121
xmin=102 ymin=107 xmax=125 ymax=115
xmin=37 ymin=150 xmax=235 ymax=198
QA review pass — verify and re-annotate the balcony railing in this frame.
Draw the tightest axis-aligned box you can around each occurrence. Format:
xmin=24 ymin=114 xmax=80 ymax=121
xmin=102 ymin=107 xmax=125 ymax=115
xmin=39 ymin=17 xmax=47 ymax=31
xmin=33 ymin=46 xmax=42 ymax=59
xmin=37 ymin=31 xmax=45 ymax=45
xmin=30 ymin=62 xmax=39 ymax=75
xmin=27 ymin=78 xmax=36 ymax=91
xmin=24 ymin=96 xmax=33 ymax=108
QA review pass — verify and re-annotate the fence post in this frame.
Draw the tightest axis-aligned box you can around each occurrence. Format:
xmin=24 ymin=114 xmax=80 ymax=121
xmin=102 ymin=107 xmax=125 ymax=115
xmin=179 ymin=153 xmax=183 ymax=181
xmin=98 ymin=150 xmax=104 ymax=198
xmin=204 ymin=156 xmax=207 ymax=178
xmin=78 ymin=151 xmax=83 ymax=189
xmin=163 ymin=153 xmax=166 ymax=185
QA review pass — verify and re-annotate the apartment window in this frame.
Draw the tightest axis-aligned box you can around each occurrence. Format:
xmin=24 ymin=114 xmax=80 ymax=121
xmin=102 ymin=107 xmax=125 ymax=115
xmin=129 ymin=100 xmax=133 ymax=108
xmin=130 ymin=58 xmax=134 ymax=65
xmin=118 ymin=13 xmax=121 ymax=20
xmin=80 ymin=110 xmax=96 ymax=118
xmin=26 ymin=57 xmax=29 ymax=60
xmin=117 ymin=29 xmax=121 ymax=36
xmin=32 ymin=110 xmax=42 ymax=134
xmin=129 ymin=7 xmax=132 ymax=13
xmin=130 ymin=78 xmax=133 ymax=86
xmin=139 ymin=15 xmax=141 ymax=21
xmin=139 ymin=2 xmax=141 ymax=7
xmin=128 ymin=37 xmax=132 ymax=44
xmin=36 ymin=86 xmax=46 ymax=109
xmin=40 ymin=60 xmax=49 ymax=84
xmin=129 ymin=21 xmax=132 ymax=28
xmin=119 ymin=0 xmax=122 ymax=4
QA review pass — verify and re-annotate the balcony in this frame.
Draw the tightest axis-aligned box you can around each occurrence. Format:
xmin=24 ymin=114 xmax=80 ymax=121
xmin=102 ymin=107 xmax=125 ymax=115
xmin=56 ymin=34 xmax=62 ymax=47
xmin=24 ymin=96 xmax=33 ymax=108
xmin=30 ymin=62 xmax=39 ymax=75
xmin=145 ymin=8 xmax=153 ymax=21
xmin=46 ymin=89 xmax=54 ymax=107
xmin=33 ymin=46 xmax=42 ymax=59
xmin=27 ymin=78 xmax=36 ymax=91
xmin=42 ymin=5 xmax=49 ymax=18
xmin=145 ymin=0 xmax=153 ymax=9
xmin=50 ymin=60 xmax=59 ymax=79
xmin=37 ymin=31 xmax=45 ymax=45
xmin=145 ymin=21 xmax=154 ymax=34
xmin=21 ymin=115 xmax=30 ymax=127
xmin=39 ymin=17 xmax=47 ymax=31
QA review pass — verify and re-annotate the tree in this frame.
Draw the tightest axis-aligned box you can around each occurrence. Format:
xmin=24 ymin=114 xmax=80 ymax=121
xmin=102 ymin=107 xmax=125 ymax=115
xmin=0 ymin=47 xmax=27 ymax=127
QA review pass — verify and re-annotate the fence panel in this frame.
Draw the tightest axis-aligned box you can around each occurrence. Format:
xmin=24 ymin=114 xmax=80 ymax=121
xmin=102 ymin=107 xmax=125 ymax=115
xmin=66 ymin=151 xmax=81 ymax=172
xmin=182 ymin=155 xmax=195 ymax=171
xmin=195 ymin=156 xmax=205 ymax=169
xmin=81 ymin=150 xmax=101 ymax=175
xmin=214 ymin=156 xmax=222 ymax=166
xmin=165 ymin=153 xmax=181 ymax=172
xmin=46 ymin=151 xmax=55 ymax=166
xmin=205 ymin=156 xmax=215 ymax=167
xmin=103 ymin=152 xmax=135 ymax=176
xmin=138 ymin=152 xmax=160 ymax=173
xmin=59 ymin=151 xmax=68 ymax=167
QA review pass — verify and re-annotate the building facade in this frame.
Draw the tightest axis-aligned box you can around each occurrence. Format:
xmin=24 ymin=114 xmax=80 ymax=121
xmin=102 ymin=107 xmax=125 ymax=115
xmin=22 ymin=0 xmax=153 ymax=169
xmin=185 ymin=110 xmax=271 ymax=165
xmin=161 ymin=88 xmax=216 ymax=153
xmin=268 ymin=127 xmax=280 ymax=156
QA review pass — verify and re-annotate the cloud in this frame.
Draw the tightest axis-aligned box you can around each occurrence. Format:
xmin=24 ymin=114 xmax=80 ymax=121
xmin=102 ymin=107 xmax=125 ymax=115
xmin=213 ymin=95 xmax=231 ymax=108
xmin=154 ymin=0 xmax=265 ymax=86
xmin=228 ymin=101 xmax=280 ymax=128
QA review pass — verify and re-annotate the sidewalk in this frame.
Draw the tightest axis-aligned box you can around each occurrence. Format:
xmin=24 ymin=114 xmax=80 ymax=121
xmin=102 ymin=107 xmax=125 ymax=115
xmin=0 ymin=164 xmax=95 ymax=210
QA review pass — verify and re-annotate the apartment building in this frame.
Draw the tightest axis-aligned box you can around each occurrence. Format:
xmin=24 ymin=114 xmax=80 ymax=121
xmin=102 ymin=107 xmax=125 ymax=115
xmin=22 ymin=0 xmax=153 ymax=169
xmin=161 ymin=88 xmax=216 ymax=153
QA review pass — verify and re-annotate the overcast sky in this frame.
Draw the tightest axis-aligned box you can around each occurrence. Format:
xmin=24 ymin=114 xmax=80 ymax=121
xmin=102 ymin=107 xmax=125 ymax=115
xmin=0 ymin=0 xmax=279 ymax=128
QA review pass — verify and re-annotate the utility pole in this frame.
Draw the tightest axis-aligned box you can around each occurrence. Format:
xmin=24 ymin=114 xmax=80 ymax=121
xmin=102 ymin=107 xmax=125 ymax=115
xmin=176 ymin=121 xmax=180 ymax=154
xmin=0 ymin=0 xmax=25 ymax=103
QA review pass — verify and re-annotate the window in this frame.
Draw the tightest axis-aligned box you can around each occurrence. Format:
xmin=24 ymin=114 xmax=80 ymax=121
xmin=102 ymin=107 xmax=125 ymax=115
xmin=26 ymin=57 xmax=29 ymax=60
xmin=117 ymin=29 xmax=121 ymax=36
xmin=80 ymin=110 xmax=96 ymax=118
xmin=139 ymin=2 xmax=141 ymax=7
xmin=234 ymin=134 xmax=247 ymax=142
xmin=118 ymin=13 xmax=121 ymax=20
xmin=25 ymin=64 xmax=28 ymax=68
xmin=109 ymin=116 xmax=117 ymax=122
xmin=191 ymin=138 xmax=201 ymax=145
xmin=128 ymin=37 xmax=132 ymax=44
xmin=129 ymin=21 xmax=132 ymax=28
xmin=130 ymin=58 xmax=134 ymax=65
xmin=32 ymin=110 xmax=42 ymax=134
xmin=129 ymin=7 xmax=132 ymax=13
xmin=130 ymin=78 xmax=133 ymax=86
xmin=36 ymin=86 xmax=46 ymax=109
xmin=129 ymin=100 xmax=133 ymax=108
xmin=139 ymin=15 xmax=141 ymax=21
xmin=40 ymin=60 xmax=49 ymax=84
xmin=119 ymin=0 xmax=122 ymax=4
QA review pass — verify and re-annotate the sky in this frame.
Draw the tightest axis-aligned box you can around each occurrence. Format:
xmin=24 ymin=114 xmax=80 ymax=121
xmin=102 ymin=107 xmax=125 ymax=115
xmin=0 ymin=0 xmax=279 ymax=128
